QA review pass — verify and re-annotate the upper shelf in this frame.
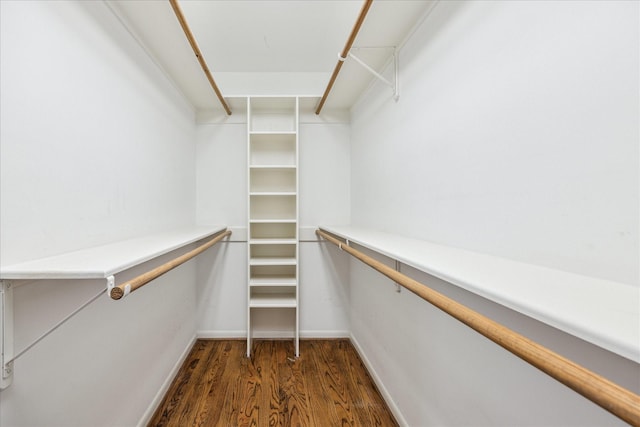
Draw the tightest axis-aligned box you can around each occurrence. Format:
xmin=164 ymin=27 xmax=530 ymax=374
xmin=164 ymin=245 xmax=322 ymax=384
xmin=0 ymin=226 xmax=227 ymax=280
xmin=319 ymin=225 xmax=640 ymax=364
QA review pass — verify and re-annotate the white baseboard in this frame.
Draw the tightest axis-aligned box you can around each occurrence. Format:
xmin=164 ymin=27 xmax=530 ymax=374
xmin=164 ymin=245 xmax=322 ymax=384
xmin=349 ymin=333 xmax=408 ymax=427
xmin=137 ymin=334 xmax=198 ymax=427
xmin=302 ymin=329 xmax=350 ymax=338
xmin=197 ymin=330 xmax=245 ymax=339
xmin=196 ymin=329 xmax=351 ymax=339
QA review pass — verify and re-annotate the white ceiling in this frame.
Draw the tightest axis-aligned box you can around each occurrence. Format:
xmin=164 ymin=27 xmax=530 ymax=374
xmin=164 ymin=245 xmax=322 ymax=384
xmin=180 ymin=1 xmax=362 ymax=72
xmin=107 ymin=0 xmax=436 ymax=114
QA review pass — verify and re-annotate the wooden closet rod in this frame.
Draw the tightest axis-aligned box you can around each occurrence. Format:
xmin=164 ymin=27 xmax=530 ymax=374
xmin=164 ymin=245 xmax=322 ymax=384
xmin=169 ymin=0 xmax=232 ymax=115
xmin=110 ymin=230 xmax=231 ymax=300
xmin=316 ymin=229 xmax=640 ymax=426
xmin=315 ymin=0 xmax=373 ymax=115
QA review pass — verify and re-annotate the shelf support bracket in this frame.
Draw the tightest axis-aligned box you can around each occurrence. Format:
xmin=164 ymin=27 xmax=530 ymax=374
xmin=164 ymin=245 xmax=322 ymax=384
xmin=394 ymin=260 xmax=402 ymax=293
xmin=348 ymin=47 xmax=399 ymax=101
xmin=1 ymin=280 xmax=14 ymax=390
xmin=106 ymin=275 xmax=115 ymax=298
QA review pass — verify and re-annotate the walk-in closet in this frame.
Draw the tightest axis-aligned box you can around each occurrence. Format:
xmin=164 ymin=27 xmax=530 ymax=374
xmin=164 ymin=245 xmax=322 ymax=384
xmin=1 ymin=1 xmax=638 ymax=426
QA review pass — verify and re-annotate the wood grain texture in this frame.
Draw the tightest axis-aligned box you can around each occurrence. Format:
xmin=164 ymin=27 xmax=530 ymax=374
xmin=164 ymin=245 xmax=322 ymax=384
xmin=148 ymin=339 xmax=397 ymax=427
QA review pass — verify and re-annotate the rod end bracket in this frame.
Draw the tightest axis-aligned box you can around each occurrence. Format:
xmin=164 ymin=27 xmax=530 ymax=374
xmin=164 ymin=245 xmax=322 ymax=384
xmin=106 ymin=275 xmax=115 ymax=293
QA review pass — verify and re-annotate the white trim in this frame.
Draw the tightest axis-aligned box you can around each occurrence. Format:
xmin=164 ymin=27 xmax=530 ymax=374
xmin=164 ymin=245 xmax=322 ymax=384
xmin=301 ymin=330 xmax=350 ymax=339
xmin=197 ymin=330 xmax=245 ymax=339
xmin=349 ymin=333 xmax=408 ymax=427
xmin=137 ymin=334 xmax=198 ymax=427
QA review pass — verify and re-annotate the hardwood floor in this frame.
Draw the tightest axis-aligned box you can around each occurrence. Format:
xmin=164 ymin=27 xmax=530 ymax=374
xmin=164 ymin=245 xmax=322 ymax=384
xmin=149 ymin=339 xmax=398 ymax=427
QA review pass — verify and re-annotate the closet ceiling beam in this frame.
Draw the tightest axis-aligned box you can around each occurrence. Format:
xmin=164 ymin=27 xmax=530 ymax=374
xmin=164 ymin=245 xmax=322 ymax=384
xmin=169 ymin=0 xmax=232 ymax=115
xmin=315 ymin=0 xmax=374 ymax=115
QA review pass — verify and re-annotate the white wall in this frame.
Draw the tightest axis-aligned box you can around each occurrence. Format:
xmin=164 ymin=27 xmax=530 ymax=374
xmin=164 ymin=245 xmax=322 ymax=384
xmin=0 ymin=1 xmax=198 ymax=425
xmin=349 ymin=249 xmax=638 ymax=426
xmin=195 ymin=114 xmax=351 ymax=338
xmin=299 ymin=121 xmax=351 ymax=336
xmin=348 ymin=1 xmax=639 ymax=425
xmin=351 ymin=0 xmax=639 ymax=286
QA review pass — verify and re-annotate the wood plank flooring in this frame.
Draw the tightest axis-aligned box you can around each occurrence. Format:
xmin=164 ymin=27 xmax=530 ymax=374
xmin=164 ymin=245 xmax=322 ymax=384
xmin=149 ymin=339 xmax=398 ymax=427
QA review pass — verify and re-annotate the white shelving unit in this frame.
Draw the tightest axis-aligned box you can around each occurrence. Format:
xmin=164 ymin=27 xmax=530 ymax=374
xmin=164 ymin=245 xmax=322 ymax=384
xmin=247 ymin=96 xmax=299 ymax=357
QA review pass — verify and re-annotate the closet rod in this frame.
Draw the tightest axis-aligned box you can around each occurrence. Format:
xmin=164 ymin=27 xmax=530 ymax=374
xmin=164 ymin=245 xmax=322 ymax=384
xmin=316 ymin=229 xmax=640 ymax=426
xmin=110 ymin=230 xmax=231 ymax=300
xmin=315 ymin=0 xmax=373 ymax=115
xmin=169 ymin=0 xmax=232 ymax=115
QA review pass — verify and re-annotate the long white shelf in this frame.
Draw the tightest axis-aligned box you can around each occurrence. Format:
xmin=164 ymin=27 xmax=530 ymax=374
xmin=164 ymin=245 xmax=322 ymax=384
xmin=320 ymin=225 xmax=640 ymax=363
xmin=0 ymin=226 xmax=227 ymax=280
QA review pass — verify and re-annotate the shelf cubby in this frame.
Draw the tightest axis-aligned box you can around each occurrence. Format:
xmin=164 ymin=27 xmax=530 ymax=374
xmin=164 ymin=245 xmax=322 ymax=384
xmin=249 ymin=168 xmax=296 ymax=193
xmin=250 ymin=222 xmax=296 ymax=240
xmin=249 ymin=195 xmax=296 ymax=221
xmin=250 ymin=243 xmax=296 ymax=259
xmin=249 ymin=134 xmax=297 ymax=167
xmin=250 ymin=264 xmax=296 ymax=279
xmin=249 ymin=97 xmax=297 ymax=133
xmin=250 ymin=287 xmax=297 ymax=308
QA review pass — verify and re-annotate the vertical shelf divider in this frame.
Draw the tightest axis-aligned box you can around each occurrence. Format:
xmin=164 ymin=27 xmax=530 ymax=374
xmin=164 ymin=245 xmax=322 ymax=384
xmin=247 ymin=96 xmax=299 ymax=358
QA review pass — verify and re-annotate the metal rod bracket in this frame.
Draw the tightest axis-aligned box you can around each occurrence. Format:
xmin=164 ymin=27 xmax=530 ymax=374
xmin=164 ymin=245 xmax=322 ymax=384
xmin=1 ymin=280 xmax=14 ymax=389
xmin=348 ymin=47 xmax=399 ymax=101
xmin=106 ymin=275 xmax=115 ymax=297
xmin=394 ymin=260 xmax=402 ymax=293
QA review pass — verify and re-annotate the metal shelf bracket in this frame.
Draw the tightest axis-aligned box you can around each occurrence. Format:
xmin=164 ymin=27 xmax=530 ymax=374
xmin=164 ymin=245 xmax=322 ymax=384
xmin=394 ymin=260 xmax=402 ymax=293
xmin=348 ymin=47 xmax=399 ymax=101
xmin=1 ymin=280 xmax=14 ymax=390
xmin=0 ymin=277 xmax=111 ymax=390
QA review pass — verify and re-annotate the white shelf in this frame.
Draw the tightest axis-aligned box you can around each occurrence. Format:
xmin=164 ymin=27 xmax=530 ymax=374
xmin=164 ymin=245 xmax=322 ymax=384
xmin=249 ymin=217 xmax=297 ymax=224
xmin=320 ymin=225 xmax=640 ymax=363
xmin=0 ymin=226 xmax=227 ymax=280
xmin=250 ymin=257 xmax=297 ymax=266
xmin=250 ymin=292 xmax=297 ymax=308
xmin=249 ymin=165 xmax=296 ymax=169
xmin=249 ymin=277 xmax=297 ymax=286
xmin=249 ymin=238 xmax=297 ymax=245
xmin=249 ymin=192 xmax=296 ymax=196
xmin=249 ymin=131 xmax=296 ymax=135
xmin=249 ymin=219 xmax=296 ymax=223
